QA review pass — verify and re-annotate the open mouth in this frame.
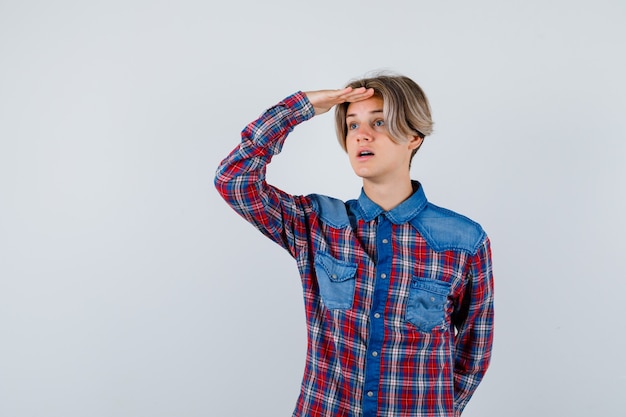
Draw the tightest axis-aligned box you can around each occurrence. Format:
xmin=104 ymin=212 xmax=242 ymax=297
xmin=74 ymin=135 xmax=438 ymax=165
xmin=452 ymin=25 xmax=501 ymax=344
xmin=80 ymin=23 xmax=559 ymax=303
xmin=358 ymin=150 xmax=374 ymax=157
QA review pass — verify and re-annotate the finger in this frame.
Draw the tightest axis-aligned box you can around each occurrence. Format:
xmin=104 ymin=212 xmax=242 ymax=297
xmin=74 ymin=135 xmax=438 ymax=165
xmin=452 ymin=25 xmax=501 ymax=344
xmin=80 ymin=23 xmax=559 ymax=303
xmin=332 ymin=86 xmax=369 ymax=102
xmin=328 ymin=87 xmax=356 ymax=100
xmin=343 ymin=88 xmax=375 ymax=102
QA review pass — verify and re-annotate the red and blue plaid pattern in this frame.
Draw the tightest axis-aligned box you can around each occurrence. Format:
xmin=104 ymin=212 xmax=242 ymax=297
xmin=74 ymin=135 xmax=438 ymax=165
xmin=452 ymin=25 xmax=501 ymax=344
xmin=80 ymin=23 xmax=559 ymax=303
xmin=215 ymin=92 xmax=494 ymax=417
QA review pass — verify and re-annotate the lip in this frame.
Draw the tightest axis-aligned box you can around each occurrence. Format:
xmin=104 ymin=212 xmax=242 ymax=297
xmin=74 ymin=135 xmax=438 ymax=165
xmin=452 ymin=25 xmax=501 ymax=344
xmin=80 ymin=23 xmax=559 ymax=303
xmin=356 ymin=148 xmax=375 ymax=160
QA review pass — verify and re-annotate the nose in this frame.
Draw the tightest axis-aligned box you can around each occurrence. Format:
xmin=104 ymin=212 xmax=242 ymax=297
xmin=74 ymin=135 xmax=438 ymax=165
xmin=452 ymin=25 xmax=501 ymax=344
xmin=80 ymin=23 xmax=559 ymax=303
xmin=355 ymin=125 xmax=372 ymax=142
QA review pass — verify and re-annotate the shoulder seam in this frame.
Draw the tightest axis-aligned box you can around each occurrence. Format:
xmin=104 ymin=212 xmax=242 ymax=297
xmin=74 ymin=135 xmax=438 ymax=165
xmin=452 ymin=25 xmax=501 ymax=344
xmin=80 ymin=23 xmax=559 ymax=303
xmin=310 ymin=194 xmax=350 ymax=228
xmin=412 ymin=203 xmax=486 ymax=254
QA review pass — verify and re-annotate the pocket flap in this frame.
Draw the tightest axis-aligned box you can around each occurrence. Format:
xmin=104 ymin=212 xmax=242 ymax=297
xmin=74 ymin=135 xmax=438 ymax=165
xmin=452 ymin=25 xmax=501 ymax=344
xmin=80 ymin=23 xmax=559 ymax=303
xmin=314 ymin=252 xmax=357 ymax=283
xmin=411 ymin=277 xmax=451 ymax=295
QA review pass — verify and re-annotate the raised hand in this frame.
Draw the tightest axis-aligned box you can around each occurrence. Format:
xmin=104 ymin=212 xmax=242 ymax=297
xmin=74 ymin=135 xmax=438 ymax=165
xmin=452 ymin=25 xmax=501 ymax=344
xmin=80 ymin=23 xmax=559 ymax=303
xmin=305 ymin=87 xmax=375 ymax=116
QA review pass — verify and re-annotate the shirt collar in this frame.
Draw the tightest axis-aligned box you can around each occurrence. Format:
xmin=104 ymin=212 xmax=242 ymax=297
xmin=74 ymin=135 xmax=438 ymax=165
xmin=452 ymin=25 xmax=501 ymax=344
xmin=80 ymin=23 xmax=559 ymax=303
xmin=357 ymin=181 xmax=428 ymax=224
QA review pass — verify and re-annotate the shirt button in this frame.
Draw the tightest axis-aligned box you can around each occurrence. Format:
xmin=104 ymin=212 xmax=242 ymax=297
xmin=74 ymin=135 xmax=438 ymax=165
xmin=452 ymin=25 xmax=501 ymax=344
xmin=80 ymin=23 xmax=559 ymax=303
xmin=380 ymin=273 xmax=387 ymax=279
xmin=367 ymin=391 xmax=374 ymax=397
xmin=372 ymin=351 xmax=378 ymax=357
xmin=382 ymin=238 xmax=389 ymax=244
xmin=331 ymin=274 xmax=337 ymax=279
xmin=374 ymin=313 xmax=381 ymax=319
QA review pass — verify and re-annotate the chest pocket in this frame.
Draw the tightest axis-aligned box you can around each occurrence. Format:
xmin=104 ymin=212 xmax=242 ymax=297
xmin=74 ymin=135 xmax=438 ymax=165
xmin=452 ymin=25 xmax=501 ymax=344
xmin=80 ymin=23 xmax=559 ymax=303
xmin=314 ymin=252 xmax=358 ymax=310
xmin=405 ymin=277 xmax=451 ymax=332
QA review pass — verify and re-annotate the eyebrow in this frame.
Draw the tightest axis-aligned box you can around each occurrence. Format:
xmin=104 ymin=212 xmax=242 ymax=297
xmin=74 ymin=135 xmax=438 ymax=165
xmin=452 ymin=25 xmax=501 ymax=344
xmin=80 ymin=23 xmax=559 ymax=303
xmin=346 ymin=109 xmax=384 ymax=118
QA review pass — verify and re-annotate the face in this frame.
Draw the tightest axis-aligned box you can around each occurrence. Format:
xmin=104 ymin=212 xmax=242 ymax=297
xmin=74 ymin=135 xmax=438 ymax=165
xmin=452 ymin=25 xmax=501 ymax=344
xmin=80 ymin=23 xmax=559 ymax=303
xmin=345 ymin=96 xmax=421 ymax=184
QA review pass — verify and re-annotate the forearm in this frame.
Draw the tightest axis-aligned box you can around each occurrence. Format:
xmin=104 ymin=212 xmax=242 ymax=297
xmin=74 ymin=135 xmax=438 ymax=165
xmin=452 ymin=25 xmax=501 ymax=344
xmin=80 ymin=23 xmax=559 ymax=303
xmin=215 ymin=91 xmax=314 ymax=186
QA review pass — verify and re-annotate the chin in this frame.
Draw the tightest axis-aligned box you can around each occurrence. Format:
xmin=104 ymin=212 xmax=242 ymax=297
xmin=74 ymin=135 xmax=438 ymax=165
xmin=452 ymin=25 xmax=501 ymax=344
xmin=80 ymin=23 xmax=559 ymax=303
xmin=351 ymin=168 xmax=370 ymax=179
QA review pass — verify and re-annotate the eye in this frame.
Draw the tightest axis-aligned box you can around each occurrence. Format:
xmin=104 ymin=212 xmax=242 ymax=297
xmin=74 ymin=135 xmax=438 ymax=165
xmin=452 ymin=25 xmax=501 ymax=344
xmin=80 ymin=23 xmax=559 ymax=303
xmin=373 ymin=119 xmax=385 ymax=128
xmin=348 ymin=122 xmax=358 ymax=130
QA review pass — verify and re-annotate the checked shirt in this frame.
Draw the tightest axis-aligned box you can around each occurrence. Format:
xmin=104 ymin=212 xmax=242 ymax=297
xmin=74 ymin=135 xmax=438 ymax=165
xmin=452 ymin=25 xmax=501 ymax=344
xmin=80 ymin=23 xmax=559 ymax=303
xmin=215 ymin=92 xmax=495 ymax=417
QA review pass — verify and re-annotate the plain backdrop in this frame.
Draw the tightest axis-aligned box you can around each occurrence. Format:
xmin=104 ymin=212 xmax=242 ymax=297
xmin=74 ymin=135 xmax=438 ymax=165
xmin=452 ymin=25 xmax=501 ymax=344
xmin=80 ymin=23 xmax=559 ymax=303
xmin=1 ymin=1 xmax=625 ymax=416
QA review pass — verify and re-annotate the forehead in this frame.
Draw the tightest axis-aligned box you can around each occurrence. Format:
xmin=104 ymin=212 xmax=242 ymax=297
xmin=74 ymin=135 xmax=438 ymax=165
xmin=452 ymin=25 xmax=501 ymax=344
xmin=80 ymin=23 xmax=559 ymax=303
xmin=346 ymin=96 xmax=384 ymax=118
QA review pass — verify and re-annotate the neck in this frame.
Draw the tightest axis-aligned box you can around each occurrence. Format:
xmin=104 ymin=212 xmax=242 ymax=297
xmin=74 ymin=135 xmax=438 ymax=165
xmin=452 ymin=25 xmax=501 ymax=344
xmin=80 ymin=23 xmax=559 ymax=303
xmin=362 ymin=177 xmax=414 ymax=212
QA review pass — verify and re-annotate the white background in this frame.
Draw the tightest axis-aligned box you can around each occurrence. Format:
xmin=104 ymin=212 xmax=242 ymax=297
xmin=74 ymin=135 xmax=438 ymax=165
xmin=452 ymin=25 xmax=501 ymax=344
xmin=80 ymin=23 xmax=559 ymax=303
xmin=1 ymin=1 xmax=625 ymax=416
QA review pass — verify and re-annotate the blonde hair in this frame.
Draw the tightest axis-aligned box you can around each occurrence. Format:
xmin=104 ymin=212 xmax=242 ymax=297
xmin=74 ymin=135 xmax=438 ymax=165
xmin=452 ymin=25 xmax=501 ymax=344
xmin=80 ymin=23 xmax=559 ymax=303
xmin=334 ymin=73 xmax=433 ymax=159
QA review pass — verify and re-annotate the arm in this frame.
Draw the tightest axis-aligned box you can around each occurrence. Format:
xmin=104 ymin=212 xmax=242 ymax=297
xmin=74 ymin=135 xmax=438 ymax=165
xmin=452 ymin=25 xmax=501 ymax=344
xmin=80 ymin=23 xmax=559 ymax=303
xmin=453 ymin=237 xmax=495 ymax=414
xmin=214 ymin=87 xmax=374 ymax=256
xmin=214 ymin=92 xmax=313 ymax=256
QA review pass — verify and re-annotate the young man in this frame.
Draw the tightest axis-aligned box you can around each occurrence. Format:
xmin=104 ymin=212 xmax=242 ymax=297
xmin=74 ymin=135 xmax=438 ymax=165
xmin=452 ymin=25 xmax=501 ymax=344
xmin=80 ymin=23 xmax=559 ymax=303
xmin=215 ymin=74 xmax=494 ymax=417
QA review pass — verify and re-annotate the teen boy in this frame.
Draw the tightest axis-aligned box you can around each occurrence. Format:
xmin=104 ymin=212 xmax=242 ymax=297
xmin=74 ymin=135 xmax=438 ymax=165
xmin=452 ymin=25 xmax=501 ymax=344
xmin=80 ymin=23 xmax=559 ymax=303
xmin=215 ymin=74 xmax=494 ymax=417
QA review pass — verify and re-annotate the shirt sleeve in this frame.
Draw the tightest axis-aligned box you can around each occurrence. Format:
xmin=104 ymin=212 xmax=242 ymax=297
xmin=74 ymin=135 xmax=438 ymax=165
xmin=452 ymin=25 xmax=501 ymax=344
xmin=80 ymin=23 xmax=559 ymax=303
xmin=214 ymin=91 xmax=316 ymax=258
xmin=453 ymin=237 xmax=495 ymax=414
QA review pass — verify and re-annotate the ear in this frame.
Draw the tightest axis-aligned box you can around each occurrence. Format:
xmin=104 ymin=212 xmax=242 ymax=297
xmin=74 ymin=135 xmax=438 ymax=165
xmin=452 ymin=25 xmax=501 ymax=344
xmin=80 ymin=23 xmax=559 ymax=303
xmin=407 ymin=135 xmax=424 ymax=150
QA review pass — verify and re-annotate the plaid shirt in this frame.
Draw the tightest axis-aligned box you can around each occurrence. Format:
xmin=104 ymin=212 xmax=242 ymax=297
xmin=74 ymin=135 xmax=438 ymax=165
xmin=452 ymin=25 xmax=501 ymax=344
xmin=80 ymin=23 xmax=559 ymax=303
xmin=215 ymin=92 xmax=494 ymax=417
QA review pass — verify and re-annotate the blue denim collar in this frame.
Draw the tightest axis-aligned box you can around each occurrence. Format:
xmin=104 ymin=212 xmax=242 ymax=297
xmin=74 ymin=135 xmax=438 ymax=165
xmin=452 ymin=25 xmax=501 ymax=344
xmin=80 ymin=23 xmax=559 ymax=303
xmin=357 ymin=181 xmax=428 ymax=224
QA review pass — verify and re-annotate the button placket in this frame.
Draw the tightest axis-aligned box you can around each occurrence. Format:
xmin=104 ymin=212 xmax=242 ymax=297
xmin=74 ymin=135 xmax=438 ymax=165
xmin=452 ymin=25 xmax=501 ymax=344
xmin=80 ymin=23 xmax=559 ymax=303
xmin=362 ymin=216 xmax=393 ymax=417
